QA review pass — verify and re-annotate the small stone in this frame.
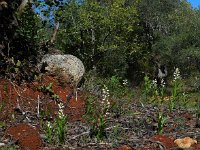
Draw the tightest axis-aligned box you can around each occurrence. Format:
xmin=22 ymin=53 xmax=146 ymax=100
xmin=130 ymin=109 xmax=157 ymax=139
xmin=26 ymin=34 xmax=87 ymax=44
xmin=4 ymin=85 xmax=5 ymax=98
xmin=174 ymin=137 xmax=197 ymax=149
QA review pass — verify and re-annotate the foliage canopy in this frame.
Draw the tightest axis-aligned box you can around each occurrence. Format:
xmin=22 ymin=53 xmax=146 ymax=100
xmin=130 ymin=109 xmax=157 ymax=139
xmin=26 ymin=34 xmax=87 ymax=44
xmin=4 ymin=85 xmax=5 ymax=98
xmin=0 ymin=0 xmax=200 ymax=82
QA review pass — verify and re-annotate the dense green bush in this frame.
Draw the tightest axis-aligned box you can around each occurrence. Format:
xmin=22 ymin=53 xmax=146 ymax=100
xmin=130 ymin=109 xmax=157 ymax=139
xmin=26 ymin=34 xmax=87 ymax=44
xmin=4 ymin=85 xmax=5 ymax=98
xmin=1 ymin=0 xmax=200 ymax=84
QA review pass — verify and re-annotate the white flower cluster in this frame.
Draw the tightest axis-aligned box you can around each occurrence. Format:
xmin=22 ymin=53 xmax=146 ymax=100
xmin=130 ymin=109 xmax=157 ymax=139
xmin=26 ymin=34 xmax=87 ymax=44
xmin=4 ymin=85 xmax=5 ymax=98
xmin=152 ymin=79 xmax=157 ymax=88
xmin=47 ymin=121 xmax=52 ymax=128
xmin=101 ymin=85 xmax=110 ymax=115
xmin=173 ymin=68 xmax=181 ymax=81
xmin=122 ymin=79 xmax=128 ymax=86
xmin=160 ymin=78 xmax=166 ymax=88
xmin=58 ymin=103 xmax=65 ymax=119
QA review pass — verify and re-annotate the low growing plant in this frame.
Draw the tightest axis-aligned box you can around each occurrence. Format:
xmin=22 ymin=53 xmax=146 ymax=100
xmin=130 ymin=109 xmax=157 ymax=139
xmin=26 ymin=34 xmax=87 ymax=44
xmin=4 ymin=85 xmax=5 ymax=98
xmin=38 ymin=83 xmax=60 ymax=100
xmin=56 ymin=103 xmax=67 ymax=144
xmin=3 ymin=83 xmax=9 ymax=94
xmin=0 ymin=145 xmax=18 ymax=150
xmin=143 ymin=75 xmax=153 ymax=100
xmin=108 ymin=124 xmax=120 ymax=148
xmin=107 ymin=76 xmax=134 ymax=116
xmin=143 ymin=75 xmax=167 ymax=105
xmin=84 ymin=85 xmax=111 ymax=141
xmin=46 ymin=121 xmax=54 ymax=144
xmin=169 ymin=68 xmax=183 ymax=111
xmin=0 ymin=101 xmax=6 ymax=113
xmin=157 ymin=112 xmax=168 ymax=134
xmin=180 ymin=92 xmax=190 ymax=108
xmin=93 ymin=114 xmax=107 ymax=140
xmin=44 ymin=103 xmax=67 ymax=144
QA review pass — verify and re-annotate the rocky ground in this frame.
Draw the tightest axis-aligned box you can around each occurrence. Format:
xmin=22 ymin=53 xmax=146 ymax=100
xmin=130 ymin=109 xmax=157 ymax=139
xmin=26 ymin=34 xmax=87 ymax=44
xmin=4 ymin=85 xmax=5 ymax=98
xmin=0 ymin=75 xmax=199 ymax=150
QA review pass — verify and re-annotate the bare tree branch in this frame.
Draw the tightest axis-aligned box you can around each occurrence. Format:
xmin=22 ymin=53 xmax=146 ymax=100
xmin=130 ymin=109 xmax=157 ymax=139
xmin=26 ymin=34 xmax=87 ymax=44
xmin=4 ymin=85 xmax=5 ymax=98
xmin=18 ymin=0 xmax=33 ymax=15
xmin=50 ymin=22 xmax=60 ymax=44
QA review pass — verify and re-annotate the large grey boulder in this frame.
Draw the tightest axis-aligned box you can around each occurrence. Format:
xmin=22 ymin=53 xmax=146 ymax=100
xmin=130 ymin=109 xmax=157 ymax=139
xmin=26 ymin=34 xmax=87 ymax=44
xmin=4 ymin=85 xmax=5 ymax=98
xmin=38 ymin=54 xmax=85 ymax=90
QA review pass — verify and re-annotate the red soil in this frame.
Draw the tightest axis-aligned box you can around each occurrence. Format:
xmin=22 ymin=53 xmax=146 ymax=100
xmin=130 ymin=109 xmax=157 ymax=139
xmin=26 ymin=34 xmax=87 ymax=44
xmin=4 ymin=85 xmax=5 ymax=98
xmin=0 ymin=75 xmax=86 ymax=122
xmin=150 ymin=134 xmax=199 ymax=150
xmin=5 ymin=123 xmax=43 ymax=150
xmin=0 ymin=75 xmax=86 ymax=150
xmin=118 ymin=145 xmax=133 ymax=150
xmin=1 ymin=75 xmax=198 ymax=150
xmin=150 ymin=135 xmax=176 ymax=149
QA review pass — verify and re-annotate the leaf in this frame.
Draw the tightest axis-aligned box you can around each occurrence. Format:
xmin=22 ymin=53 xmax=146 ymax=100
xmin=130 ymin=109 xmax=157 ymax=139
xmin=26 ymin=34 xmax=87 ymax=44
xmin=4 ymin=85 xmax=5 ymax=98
xmin=16 ymin=60 xmax=21 ymax=67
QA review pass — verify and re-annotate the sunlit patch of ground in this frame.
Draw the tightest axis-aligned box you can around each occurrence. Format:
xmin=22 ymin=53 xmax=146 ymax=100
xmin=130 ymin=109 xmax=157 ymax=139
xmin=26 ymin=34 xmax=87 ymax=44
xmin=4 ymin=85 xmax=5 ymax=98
xmin=0 ymin=75 xmax=199 ymax=150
